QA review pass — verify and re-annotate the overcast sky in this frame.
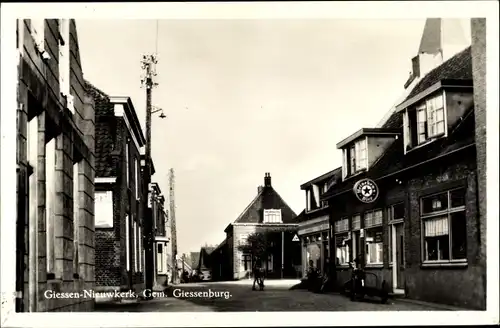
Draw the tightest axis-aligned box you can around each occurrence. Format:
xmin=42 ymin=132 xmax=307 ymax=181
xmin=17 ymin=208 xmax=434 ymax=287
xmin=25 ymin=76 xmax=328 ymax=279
xmin=76 ymin=18 xmax=470 ymax=255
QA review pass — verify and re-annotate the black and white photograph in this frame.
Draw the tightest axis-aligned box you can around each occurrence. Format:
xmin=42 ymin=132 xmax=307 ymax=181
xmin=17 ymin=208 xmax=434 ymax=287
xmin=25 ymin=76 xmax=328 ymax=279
xmin=1 ymin=1 xmax=498 ymax=327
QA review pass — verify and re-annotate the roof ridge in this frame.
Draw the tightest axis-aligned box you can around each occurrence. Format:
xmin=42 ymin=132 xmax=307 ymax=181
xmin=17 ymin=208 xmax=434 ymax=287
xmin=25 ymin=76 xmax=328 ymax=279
xmin=421 ymin=45 xmax=471 ymax=81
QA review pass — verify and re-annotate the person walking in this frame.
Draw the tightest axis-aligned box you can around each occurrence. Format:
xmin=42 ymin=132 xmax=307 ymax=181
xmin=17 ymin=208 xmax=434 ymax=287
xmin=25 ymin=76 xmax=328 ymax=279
xmin=252 ymin=261 xmax=262 ymax=291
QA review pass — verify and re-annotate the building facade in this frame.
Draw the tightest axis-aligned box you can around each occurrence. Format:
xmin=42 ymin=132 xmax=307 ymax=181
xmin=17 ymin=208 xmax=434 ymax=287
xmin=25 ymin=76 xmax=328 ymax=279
xmin=214 ymin=173 xmax=300 ymax=280
xmin=322 ymin=40 xmax=485 ymax=309
xmin=150 ymin=182 xmax=169 ymax=289
xmin=297 ymin=168 xmax=342 ymax=277
xmin=16 ymin=19 xmax=96 ymax=311
xmin=90 ymin=85 xmax=147 ymax=297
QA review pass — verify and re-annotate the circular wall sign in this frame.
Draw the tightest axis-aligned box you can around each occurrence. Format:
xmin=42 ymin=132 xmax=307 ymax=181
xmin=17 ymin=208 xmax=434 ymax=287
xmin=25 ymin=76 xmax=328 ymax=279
xmin=353 ymin=178 xmax=379 ymax=203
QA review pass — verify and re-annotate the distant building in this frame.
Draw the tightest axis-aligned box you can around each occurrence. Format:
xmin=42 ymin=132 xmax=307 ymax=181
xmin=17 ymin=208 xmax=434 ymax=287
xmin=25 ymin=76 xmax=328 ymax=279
xmin=90 ymin=84 xmax=148 ymax=297
xmin=150 ymin=182 xmax=169 ymax=289
xmin=213 ymin=173 xmax=300 ymax=280
xmin=297 ymin=168 xmax=342 ymax=278
xmin=16 ymin=19 xmax=96 ymax=312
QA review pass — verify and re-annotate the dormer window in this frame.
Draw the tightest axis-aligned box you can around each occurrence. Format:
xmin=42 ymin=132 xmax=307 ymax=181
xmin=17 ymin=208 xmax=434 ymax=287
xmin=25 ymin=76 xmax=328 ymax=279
xmin=406 ymin=92 xmax=446 ymax=149
xmin=342 ymin=137 xmax=368 ymax=178
xmin=305 ymin=183 xmax=329 ymax=212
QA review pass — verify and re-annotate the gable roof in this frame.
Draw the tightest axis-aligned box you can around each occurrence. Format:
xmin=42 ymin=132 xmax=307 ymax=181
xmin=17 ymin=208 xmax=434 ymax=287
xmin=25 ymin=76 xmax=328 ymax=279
xmin=232 ymin=184 xmax=298 ymax=224
xmin=300 ymin=167 xmax=342 ymax=190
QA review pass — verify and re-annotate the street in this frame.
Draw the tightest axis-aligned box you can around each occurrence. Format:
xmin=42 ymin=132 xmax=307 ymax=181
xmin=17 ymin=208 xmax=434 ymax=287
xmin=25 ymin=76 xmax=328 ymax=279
xmin=95 ymin=280 xmax=460 ymax=312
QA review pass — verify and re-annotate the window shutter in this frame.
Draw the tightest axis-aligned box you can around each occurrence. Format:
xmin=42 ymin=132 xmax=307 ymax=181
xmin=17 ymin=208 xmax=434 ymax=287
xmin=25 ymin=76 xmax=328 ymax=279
xmin=342 ymin=149 xmax=347 ymax=179
xmin=403 ymin=110 xmax=411 ymax=152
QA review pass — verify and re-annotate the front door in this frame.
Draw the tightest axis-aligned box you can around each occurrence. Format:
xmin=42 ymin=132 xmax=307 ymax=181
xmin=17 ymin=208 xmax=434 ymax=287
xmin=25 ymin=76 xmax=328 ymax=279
xmin=395 ymin=223 xmax=405 ymax=289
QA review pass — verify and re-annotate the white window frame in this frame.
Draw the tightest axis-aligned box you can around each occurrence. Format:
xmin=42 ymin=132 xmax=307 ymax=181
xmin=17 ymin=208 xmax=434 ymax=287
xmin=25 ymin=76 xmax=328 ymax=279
xmin=263 ymin=209 xmax=282 ymax=223
xmin=134 ymin=158 xmax=139 ymax=200
xmin=125 ymin=142 xmax=130 ymax=187
xmin=58 ymin=19 xmax=73 ymax=113
xmin=157 ymin=243 xmax=163 ymax=273
xmin=139 ymin=225 xmax=143 ymax=272
xmin=426 ymin=94 xmax=445 ymax=138
xmin=364 ymin=209 xmax=383 ymax=265
xmin=30 ymin=19 xmax=50 ymax=59
xmin=408 ymin=92 xmax=446 ymax=148
xmin=133 ymin=220 xmax=138 ymax=272
xmin=95 ymin=191 xmax=113 ymax=228
xmin=125 ymin=215 xmax=130 ymax=271
xmin=420 ymin=188 xmax=467 ymax=263
xmin=239 ymin=234 xmax=249 ymax=246
xmin=355 ymin=138 xmax=368 ymax=172
xmin=335 ymin=233 xmax=350 ymax=266
xmin=73 ymin=162 xmax=80 ymax=276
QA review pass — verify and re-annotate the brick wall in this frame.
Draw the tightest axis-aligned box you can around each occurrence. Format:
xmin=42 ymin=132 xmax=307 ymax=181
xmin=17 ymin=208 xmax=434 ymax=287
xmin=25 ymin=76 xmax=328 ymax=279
xmin=471 ymin=18 xmax=486 ymax=275
xmin=404 ymin=156 xmax=485 ymax=309
xmin=16 ymin=19 xmax=95 ymax=312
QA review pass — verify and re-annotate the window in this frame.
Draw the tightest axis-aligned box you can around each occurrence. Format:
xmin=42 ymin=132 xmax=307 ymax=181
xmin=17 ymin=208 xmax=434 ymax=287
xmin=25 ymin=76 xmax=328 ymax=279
xmin=125 ymin=141 xmax=130 ymax=186
xmin=335 ymin=233 xmax=350 ymax=265
xmin=306 ymin=189 xmax=311 ymax=211
xmin=157 ymin=244 xmax=163 ymax=273
xmin=45 ymin=137 xmax=56 ymax=275
xmin=138 ymin=225 xmax=142 ymax=272
xmin=241 ymin=254 xmax=251 ymax=271
xmin=335 ymin=217 xmax=349 ymax=233
xmin=364 ymin=209 xmax=383 ymax=265
xmin=267 ymin=254 xmax=274 ymax=272
xmin=263 ymin=209 xmax=282 ymax=223
xmin=239 ymin=234 xmax=248 ymax=246
xmin=352 ymin=214 xmax=361 ymax=230
xmin=365 ymin=226 xmax=384 ymax=264
xmin=134 ymin=158 xmax=139 ymax=199
xmin=421 ymin=188 xmax=467 ymax=262
xmin=95 ymin=191 xmax=113 ymax=228
xmin=73 ymin=162 xmax=80 ymax=276
xmin=133 ymin=220 xmax=138 ymax=272
xmin=58 ymin=19 xmax=73 ymax=113
xmin=364 ymin=209 xmax=383 ymax=228
xmin=407 ymin=93 xmax=446 ymax=148
xmin=388 ymin=203 xmax=405 ymax=222
xmin=125 ymin=215 xmax=130 ymax=271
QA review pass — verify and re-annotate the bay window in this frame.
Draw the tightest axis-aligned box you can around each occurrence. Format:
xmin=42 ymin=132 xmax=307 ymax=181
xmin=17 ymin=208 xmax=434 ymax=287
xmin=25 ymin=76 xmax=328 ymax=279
xmin=421 ymin=188 xmax=467 ymax=262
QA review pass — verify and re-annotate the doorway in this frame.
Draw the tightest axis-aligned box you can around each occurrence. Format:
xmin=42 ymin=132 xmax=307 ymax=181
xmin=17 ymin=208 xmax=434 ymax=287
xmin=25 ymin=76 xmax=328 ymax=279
xmin=392 ymin=222 xmax=405 ymax=291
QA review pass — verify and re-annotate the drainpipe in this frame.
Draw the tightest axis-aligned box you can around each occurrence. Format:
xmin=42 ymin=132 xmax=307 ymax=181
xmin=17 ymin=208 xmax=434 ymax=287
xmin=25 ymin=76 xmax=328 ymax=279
xmin=281 ymin=231 xmax=284 ymax=279
xmin=392 ymin=225 xmax=397 ymax=292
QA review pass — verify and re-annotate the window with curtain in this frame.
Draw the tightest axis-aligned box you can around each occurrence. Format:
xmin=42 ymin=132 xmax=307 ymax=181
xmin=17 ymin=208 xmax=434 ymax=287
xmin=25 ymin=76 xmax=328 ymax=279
xmin=364 ymin=209 xmax=383 ymax=265
xmin=335 ymin=233 xmax=350 ymax=265
xmin=421 ymin=188 xmax=467 ymax=262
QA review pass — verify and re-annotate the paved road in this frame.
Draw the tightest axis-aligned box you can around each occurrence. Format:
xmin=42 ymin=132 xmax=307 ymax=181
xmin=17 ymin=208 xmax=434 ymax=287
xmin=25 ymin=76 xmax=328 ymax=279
xmin=95 ymin=280 xmax=460 ymax=312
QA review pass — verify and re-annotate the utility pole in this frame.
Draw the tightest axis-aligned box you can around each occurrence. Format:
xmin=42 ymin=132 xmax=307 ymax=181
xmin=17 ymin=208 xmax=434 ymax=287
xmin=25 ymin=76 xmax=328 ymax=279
xmin=169 ymin=168 xmax=178 ymax=284
xmin=141 ymin=54 xmax=159 ymax=295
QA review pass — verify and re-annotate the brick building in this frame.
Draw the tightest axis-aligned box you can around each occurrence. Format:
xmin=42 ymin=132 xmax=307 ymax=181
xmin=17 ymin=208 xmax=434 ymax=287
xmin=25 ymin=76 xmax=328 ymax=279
xmin=321 ymin=20 xmax=485 ymax=309
xmin=470 ymin=18 xmax=487 ymax=289
xmin=297 ymin=168 xmax=342 ymax=278
xmin=150 ymin=182 xmax=169 ymax=289
xmin=16 ymin=19 xmax=96 ymax=311
xmin=213 ymin=173 xmax=300 ymax=281
xmin=90 ymin=84 xmax=148 ymax=296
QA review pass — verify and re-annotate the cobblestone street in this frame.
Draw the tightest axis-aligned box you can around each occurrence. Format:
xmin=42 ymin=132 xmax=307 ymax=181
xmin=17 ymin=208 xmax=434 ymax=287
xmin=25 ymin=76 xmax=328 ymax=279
xmin=95 ymin=280 xmax=464 ymax=312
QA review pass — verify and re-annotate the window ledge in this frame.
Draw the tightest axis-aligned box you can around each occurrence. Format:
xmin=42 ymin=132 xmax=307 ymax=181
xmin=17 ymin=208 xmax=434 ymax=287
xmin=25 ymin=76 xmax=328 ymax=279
xmin=365 ymin=264 xmax=384 ymax=269
xmin=421 ymin=261 xmax=468 ymax=269
xmin=406 ymin=134 xmax=445 ymax=154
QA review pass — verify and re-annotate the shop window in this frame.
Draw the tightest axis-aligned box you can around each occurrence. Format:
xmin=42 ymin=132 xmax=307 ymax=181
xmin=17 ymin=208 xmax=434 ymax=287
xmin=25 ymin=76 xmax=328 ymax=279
xmin=364 ymin=209 xmax=383 ymax=228
xmin=365 ymin=226 xmax=384 ymax=265
xmin=335 ymin=234 xmax=350 ymax=265
xmin=421 ymin=188 xmax=467 ymax=262
xmin=306 ymin=243 xmax=321 ymax=271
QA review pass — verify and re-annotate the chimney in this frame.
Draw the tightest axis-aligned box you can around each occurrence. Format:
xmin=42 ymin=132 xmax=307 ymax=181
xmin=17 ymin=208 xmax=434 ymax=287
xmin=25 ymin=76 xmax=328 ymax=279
xmin=409 ymin=18 xmax=470 ymax=80
xmin=257 ymin=185 xmax=263 ymax=193
xmin=264 ymin=172 xmax=272 ymax=187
